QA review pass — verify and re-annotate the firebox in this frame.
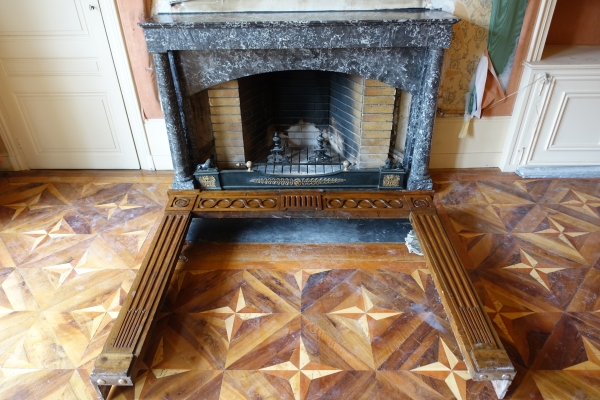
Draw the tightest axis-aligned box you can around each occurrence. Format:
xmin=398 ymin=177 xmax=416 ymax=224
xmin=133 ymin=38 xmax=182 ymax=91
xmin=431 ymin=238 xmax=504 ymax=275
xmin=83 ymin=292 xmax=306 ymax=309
xmin=188 ymin=69 xmax=404 ymax=190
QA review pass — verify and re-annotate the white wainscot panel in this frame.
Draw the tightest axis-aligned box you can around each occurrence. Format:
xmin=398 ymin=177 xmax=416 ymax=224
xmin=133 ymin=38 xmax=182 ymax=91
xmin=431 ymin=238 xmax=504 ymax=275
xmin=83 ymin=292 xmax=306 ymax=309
xmin=529 ymin=76 xmax=600 ymax=165
xmin=501 ymin=46 xmax=600 ymax=171
xmin=16 ymin=94 xmax=121 ymax=154
xmin=546 ymin=94 xmax=600 ymax=150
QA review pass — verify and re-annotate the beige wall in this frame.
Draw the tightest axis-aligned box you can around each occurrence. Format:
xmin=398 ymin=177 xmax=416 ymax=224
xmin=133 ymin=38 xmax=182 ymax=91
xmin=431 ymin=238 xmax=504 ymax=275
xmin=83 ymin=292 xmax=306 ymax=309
xmin=431 ymin=116 xmax=510 ymax=168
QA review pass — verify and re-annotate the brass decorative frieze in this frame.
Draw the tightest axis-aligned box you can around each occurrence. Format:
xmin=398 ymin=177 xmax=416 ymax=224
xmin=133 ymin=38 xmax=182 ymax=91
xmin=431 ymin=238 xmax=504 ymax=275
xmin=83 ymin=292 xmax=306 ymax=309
xmin=382 ymin=174 xmax=401 ymax=187
xmin=250 ymin=177 xmax=346 ymax=186
xmin=199 ymin=175 xmax=217 ymax=188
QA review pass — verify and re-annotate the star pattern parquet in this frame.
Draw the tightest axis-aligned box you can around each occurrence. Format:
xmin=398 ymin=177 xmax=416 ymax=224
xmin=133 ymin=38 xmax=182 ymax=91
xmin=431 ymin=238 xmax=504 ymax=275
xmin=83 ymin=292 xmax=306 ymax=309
xmin=110 ymin=243 xmax=482 ymax=400
xmin=0 ymin=170 xmax=599 ymax=399
xmin=0 ymin=172 xmax=171 ymax=399
xmin=433 ymin=170 xmax=600 ymax=399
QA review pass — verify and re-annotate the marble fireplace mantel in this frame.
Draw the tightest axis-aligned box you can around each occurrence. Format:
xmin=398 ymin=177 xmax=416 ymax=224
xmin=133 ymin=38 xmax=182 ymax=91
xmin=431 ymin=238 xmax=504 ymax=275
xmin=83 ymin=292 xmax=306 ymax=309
xmin=139 ymin=9 xmax=459 ymax=190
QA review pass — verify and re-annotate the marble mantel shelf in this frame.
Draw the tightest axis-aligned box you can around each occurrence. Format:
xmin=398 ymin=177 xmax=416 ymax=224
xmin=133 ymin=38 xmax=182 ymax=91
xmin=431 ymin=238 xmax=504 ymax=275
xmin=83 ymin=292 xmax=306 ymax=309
xmin=141 ymin=9 xmax=458 ymax=27
xmin=140 ymin=9 xmax=459 ymax=52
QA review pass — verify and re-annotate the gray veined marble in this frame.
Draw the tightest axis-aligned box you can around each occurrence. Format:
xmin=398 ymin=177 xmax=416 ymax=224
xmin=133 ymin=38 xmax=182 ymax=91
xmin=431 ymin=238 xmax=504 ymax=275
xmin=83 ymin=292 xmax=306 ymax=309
xmin=139 ymin=9 xmax=459 ymax=190
xmin=516 ymin=165 xmax=600 ymax=179
xmin=141 ymin=10 xmax=458 ymax=53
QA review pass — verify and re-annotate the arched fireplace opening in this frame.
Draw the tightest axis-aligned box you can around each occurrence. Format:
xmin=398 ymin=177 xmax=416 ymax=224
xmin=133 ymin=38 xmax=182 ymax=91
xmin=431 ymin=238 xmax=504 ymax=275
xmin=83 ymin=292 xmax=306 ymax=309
xmin=189 ymin=70 xmax=412 ymax=188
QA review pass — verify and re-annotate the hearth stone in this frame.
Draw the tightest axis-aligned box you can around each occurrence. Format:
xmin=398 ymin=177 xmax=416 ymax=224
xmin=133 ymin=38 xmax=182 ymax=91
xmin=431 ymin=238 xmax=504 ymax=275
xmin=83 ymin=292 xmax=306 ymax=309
xmin=140 ymin=9 xmax=459 ymax=190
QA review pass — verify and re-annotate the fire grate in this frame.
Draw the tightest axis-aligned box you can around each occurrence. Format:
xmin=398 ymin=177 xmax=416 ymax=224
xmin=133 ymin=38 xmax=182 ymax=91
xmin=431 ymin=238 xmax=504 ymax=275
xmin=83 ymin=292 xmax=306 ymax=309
xmin=256 ymin=146 xmax=345 ymax=175
xmin=254 ymin=131 xmax=347 ymax=175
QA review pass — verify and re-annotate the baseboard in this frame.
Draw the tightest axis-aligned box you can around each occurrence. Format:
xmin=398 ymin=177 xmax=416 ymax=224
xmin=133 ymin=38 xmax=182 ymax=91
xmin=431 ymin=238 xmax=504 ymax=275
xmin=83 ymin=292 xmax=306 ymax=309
xmin=430 ymin=116 xmax=511 ymax=168
xmin=144 ymin=119 xmax=173 ymax=170
xmin=430 ymin=153 xmax=503 ymax=169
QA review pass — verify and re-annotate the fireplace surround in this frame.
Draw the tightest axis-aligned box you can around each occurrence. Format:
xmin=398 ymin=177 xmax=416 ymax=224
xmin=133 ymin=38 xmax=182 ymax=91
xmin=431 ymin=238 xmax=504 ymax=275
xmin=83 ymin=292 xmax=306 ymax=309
xmin=138 ymin=9 xmax=459 ymax=191
xmin=89 ymin=9 xmax=516 ymax=400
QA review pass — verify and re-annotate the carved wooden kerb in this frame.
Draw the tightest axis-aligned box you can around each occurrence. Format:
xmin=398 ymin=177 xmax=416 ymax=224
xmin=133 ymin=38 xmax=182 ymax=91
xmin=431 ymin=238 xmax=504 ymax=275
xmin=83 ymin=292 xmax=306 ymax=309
xmin=90 ymin=189 xmax=516 ymax=399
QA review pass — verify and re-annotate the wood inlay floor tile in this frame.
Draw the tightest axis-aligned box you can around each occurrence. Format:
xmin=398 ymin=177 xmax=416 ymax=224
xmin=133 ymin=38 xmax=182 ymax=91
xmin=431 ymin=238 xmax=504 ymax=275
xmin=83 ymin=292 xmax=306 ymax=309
xmin=530 ymin=312 xmax=600 ymax=371
xmin=568 ymin=269 xmax=600 ymax=312
xmin=434 ymin=173 xmax=600 ymax=398
xmin=473 ymin=237 xmax=588 ymax=312
xmin=530 ymin=370 xmax=600 ymax=400
xmin=1 ymin=170 xmax=599 ymax=399
xmin=0 ymin=177 xmax=168 ymax=400
xmin=108 ymin=244 xmax=489 ymax=400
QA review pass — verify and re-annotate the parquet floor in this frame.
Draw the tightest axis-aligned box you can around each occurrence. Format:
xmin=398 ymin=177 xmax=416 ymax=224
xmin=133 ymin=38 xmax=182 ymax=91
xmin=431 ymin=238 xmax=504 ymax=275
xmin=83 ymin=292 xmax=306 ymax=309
xmin=0 ymin=169 xmax=598 ymax=399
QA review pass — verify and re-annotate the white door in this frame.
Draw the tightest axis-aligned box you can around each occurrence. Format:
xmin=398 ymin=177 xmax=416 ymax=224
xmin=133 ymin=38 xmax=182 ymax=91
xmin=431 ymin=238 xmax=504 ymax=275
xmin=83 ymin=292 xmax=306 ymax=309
xmin=0 ymin=0 xmax=140 ymax=169
xmin=528 ymin=74 xmax=600 ymax=166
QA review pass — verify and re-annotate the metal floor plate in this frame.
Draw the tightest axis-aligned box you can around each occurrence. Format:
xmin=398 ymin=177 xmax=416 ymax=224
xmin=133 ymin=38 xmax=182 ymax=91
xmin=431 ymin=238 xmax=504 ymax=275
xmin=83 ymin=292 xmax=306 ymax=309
xmin=186 ymin=218 xmax=412 ymax=243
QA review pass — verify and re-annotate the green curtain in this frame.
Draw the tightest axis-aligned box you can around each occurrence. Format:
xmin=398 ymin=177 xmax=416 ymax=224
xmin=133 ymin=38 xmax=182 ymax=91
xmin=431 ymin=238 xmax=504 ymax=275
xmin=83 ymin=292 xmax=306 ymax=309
xmin=488 ymin=0 xmax=529 ymax=75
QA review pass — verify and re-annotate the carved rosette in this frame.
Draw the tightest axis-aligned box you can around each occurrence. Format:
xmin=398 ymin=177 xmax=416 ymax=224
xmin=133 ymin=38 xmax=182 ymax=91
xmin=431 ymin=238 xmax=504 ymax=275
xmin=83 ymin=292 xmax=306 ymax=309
xmin=171 ymin=197 xmax=191 ymax=208
xmin=412 ymin=198 xmax=430 ymax=208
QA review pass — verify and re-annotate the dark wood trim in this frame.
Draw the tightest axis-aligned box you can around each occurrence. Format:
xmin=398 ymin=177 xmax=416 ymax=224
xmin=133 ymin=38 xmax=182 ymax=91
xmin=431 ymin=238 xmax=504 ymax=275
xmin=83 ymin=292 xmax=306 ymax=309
xmin=410 ymin=212 xmax=515 ymax=396
xmin=90 ymin=210 xmax=191 ymax=399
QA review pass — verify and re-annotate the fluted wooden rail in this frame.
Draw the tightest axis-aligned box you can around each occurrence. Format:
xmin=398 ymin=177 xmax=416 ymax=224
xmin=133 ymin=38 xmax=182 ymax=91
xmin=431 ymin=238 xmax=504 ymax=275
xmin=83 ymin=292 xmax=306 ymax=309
xmin=89 ymin=190 xmax=514 ymax=399
xmin=411 ymin=212 xmax=515 ymax=398
xmin=90 ymin=208 xmax=191 ymax=399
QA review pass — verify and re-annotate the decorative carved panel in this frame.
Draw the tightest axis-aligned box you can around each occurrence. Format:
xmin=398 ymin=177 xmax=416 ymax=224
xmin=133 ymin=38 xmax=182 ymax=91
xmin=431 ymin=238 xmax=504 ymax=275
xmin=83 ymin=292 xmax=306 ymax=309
xmin=195 ymin=196 xmax=279 ymax=211
xmin=324 ymin=197 xmax=404 ymax=210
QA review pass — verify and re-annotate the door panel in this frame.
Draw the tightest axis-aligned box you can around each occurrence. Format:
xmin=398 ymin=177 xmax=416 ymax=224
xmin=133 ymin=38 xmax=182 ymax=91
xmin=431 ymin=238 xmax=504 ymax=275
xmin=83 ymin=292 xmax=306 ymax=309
xmin=0 ymin=0 xmax=88 ymax=36
xmin=17 ymin=95 xmax=118 ymax=150
xmin=529 ymin=76 xmax=600 ymax=165
xmin=0 ymin=0 xmax=140 ymax=169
